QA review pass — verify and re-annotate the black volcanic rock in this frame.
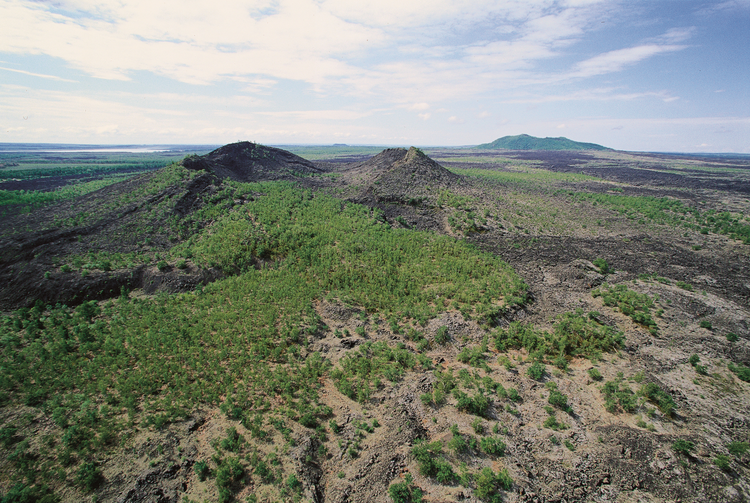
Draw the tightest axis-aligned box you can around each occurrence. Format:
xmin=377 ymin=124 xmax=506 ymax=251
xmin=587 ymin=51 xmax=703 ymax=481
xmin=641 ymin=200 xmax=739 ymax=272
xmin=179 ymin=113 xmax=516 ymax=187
xmin=181 ymin=141 xmax=322 ymax=182
xmin=350 ymin=147 xmax=463 ymax=202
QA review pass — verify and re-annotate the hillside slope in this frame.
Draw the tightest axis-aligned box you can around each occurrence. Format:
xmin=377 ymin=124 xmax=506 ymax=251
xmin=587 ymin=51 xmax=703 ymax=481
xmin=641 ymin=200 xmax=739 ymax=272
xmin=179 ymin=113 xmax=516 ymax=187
xmin=0 ymin=144 xmax=748 ymax=503
xmin=478 ymin=134 xmax=610 ymax=151
xmin=0 ymin=142 xmax=322 ymax=310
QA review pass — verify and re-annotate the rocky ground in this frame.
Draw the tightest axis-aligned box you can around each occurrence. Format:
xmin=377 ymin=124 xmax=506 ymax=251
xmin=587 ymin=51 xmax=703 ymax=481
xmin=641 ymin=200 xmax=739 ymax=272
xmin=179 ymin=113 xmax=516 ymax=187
xmin=0 ymin=144 xmax=748 ymax=502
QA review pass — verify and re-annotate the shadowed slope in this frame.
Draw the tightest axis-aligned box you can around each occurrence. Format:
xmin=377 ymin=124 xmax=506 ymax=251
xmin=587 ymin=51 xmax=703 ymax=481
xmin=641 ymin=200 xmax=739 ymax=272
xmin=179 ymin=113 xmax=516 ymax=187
xmin=181 ymin=141 xmax=322 ymax=181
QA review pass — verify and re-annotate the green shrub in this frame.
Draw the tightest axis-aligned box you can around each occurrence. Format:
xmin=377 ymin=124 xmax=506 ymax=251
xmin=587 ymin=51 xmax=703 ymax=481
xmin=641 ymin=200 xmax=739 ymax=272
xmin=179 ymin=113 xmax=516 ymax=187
xmin=726 ymin=332 xmax=739 ymax=342
xmin=447 ymin=432 xmax=468 ymax=455
xmin=479 ymin=437 xmax=506 ymax=456
xmin=592 ymin=284 xmax=657 ymax=331
xmin=156 ymin=260 xmax=169 ymax=272
xmin=699 ymin=320 xmax=712 ymax=330
xmin=471 ymin=417 xmax=484 ymax=435
xmin=435 ymin=326 xmax=450 ymax=345
xmin=457 ymin=344 xmax=488 ymax=369
xmin=388 ymin=473 xmax=423 ymax=503
xmin=220 ymin=427 xmax=244 ymax=452
xmin=548 ymin=390 xmax=570 ymax=411
xmin=587 ymin=368 xmax=602 ymax=381
xmin=672 ymin=439 xmax=694 ymax=455
xmin=453 ymin=389 xmax=490 ymax=417
xmin=286 ymin=473 xmax=301 ymax=491
xmin=0 ymin=427 xmax=20 ymax=448
xmin=728 ymin=363 xmax=750 ymax=382
xmin=713 ymin=454 xmax=731 ymax=471
xmin=215 ymin=456 xmax=244 ymax=503
xmin=411 ymin=440 xmax=455 ymax=484
xmin=299 ymin=412 xmax=317 ymax=428
xmin=727 ymin=441 xmax=749 ymax=457
xmin=76 ymin=462 xmax=104 ymax=492
xmin=494 ymin=309 xmax=624 ymax=359
xmin=601 ymin=378 xmax=637 ymax=413
xmin=0 ymin=483 xmax=59 ymax=503
xmin=331 ymin=341 xmax=426 ymax=403
xmin=507 ymin=388 xmax=520 ymax=402
xmin=676 ymin=281 xmax=693 ymax=291
xmin=641 ymin=382 xmax=675 ymax=416
xmin=194 ymin=460 xmax=210 ymax=481
xmin=543 ymin=415 xmax=567 ymax=431
xmin=527 ymin=361 xmax=545 ymax=380
xmin=592 ymin=258 xmax=610 ymax=275
xmin=474 ymin=467 xmax=512 ymax=502
xmin=688 ymin=354 xmax=700 ymax=366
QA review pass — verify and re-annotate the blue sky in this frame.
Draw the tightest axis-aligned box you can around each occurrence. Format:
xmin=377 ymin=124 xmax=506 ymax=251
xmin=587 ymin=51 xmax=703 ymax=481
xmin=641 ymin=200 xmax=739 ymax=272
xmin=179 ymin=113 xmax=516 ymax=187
xmin=0 ymin=0 xmax=748 ymax=152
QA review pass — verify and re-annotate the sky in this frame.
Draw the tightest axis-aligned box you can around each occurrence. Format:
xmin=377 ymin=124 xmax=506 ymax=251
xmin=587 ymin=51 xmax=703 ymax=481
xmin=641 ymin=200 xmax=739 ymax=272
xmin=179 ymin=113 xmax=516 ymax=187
xmin=0 ymin=0 xmax=748 ymax=152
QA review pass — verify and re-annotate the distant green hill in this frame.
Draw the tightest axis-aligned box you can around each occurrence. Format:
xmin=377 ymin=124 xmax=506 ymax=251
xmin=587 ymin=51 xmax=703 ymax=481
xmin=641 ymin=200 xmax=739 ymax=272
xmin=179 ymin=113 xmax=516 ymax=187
xmin=478 ymin=134 xmax=610 ymax=151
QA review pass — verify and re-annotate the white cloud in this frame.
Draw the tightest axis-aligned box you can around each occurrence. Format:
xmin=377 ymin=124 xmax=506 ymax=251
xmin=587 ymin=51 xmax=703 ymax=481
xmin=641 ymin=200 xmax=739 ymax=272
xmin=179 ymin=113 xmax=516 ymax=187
xmin=408 ymin=103 xmax=430 ymax=111
xmin=501 ymin=88 xmax=679 ymax=104
xmin=1 ymin=0 xmax=736 ymax=151
xmin=258 ymin=109 xmax=371 ymax=121
xmin=0 ymin=66 xmax=77 ymax=82
xmin=0 ymin=0 xmax=378 ymax=84
xmin=570 ymin=44 xmax=687 ymax=78
xmin=696 ymin=0 xmax=750 ymax=15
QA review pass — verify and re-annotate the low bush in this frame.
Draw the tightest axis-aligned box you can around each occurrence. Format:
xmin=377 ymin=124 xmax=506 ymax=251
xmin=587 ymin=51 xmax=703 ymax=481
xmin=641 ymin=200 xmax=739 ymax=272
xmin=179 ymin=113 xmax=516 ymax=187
xmin=493 ymin=309 xmax=624 ymax=360
xmin=592 ymin=284 xmax=658 ymax=332
xmin=543 ymin=415 xmax=567 ymax=431
xmin=215 ymin=456 xmax=244 ymax=503
xmin=727 ymin=441 xmax=749 ymax=457
xmin=714 ymin=454 xmax=731 ymax=471
xmin=453 ymin=389 xmax=491 ymax=417
xmin=474 ymin=467 xmax=512 ymax=503
xmin=76 ymin=462 xmax=104 ymax=492
xmin=588 ymin=368 xmax=603 ymax=381
xmin=640 ymin=382 xmax=675 ymax=416
xmin=602 ymin=378 xmax=637 ymax=413
xmin=388 ymin=473 xmax=423 ymax=503
xmin=435 ymin=326 xmax=450 ymax=345
xmin=527 ymin=361 xmax=545 ymax=380
xmin=593 ymin=258 xmax=610 ymax=275
xmin=672 ymin=439 xmax=694 ymax=455
xmin=728 ymin=363 xmax=750 ymax=383
xmin=194 ymin=460 xmax=210 ymax=481
xmin=479 ymin=437 xmax=506 ymax=456
xmin=411 ymin=440 xmax=455 ymax=484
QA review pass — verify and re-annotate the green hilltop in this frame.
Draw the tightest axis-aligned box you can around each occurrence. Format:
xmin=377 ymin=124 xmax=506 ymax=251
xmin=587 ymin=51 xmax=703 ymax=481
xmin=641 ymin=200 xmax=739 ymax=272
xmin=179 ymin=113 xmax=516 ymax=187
xmin=478 ymin=134 xmax=610 ymax=151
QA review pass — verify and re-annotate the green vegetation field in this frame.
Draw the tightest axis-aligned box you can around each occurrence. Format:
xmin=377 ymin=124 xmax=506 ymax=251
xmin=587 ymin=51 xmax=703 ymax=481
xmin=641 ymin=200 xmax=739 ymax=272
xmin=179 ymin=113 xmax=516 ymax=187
xmin=0 ymin=172 xmax=527 ymax=498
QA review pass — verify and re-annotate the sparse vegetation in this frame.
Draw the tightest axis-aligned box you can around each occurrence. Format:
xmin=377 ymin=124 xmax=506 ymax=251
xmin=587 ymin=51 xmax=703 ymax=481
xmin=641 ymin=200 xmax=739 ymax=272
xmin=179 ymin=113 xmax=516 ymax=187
xmin=1 ymin=143 xmax=749 ymax=502
xmin=672 ymin=439 xmax=695 ymax=455
xmin=592 ymin=284 xmax=658 ymax=333
xmin=593 ymin=258 xmax=610 ymax=275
